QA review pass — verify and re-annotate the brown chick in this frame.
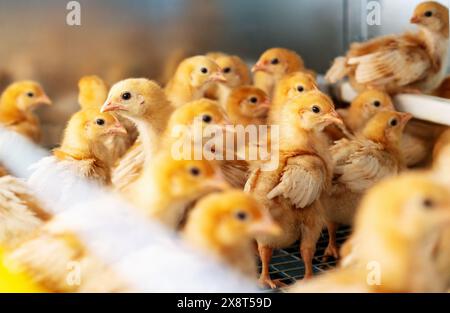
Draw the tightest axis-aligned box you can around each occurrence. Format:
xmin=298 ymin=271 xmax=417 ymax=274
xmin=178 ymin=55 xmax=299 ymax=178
xmin=183 ymin=190 xmax=280 ymax=279
xmin=252 ymin=48 xmax=311 ymax=97
xmin=299 ymin=173 xmax=450 ymax=293
xmin=225 ymin=86 xmax=270 ymax=126
xmin=165 ymin=56 xmax=227 ymax=107
xmin=245 ymin=90 xmax=342 ymax=288
xmin=326 ymin=1 xmax=449 ymax=94
xmin=125 ymin=151 xmax=229 ymax=230
xmin=268 ymin=71 xmax=319 ymax=124
xmin=101 ymin=78 xmax=174 ymax=191
xmin=205 ymin=52 xmax=251 ymax=107
xmin=0 ymin=81 xmax=51 ymax=143
xmin=322 ymin=111 xmax=412 ymax=259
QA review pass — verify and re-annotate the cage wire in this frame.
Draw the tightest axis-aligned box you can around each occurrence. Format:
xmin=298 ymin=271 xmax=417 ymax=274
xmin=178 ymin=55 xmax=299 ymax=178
xmin=0 ymin=127 xmax=350 ymax=292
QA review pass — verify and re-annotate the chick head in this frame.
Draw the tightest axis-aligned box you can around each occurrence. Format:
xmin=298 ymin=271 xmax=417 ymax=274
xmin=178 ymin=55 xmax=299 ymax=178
xmin=177 ymin=55 xmax=227 ymax=88
xmin=361 ymin=111 xmax=412 ymax=147
xmin=356 ymin=173 xmax=450 ymax=242
xmin=273 ymin=71 xmax=318 ymax=103
xmin=410 ymin=1 xmax=449 ymax=34
xmin=280 ymin=90 xmax=342 ymax=131
xmin=252 ymin=48 xmax=304 ymax=77
xmin=210 ymin=54 xmax=251 ymax=88
xmin=153 ymin=152 xmax=230 ymax=199
xmin=190 ymin=190 xmax=280 ymax=246
xmin=78 ymin=75 xmax=108 ymax=110
xmin=227 ymin=86 xmax=270 ymax=119
xmin=69 ymin=108 xmax=127 ymax=142
xmin=350 ymin=89 xmax=395 ymax=121
xmin=2 ymin=81 xmax=51 ymax=112
xmin=101 ymin=78 xmax=168 ymax=120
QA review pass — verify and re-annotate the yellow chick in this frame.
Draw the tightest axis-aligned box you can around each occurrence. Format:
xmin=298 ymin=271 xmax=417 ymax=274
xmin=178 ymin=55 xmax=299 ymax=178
xmin=326 ymin=1 xmax=449 ymax=94
xmin=0 ymin=81 xmax=51 ymax=143
xmin=322 ymin=111 xmax=412 ymax=259
xmin=165 ymin=55 xmax=227 ymax=107
xmin=225 ymin=86 xmax=270 ymax=126
xmin=125 ymin=151 xmax=230 ymax=230
xmin=53 ymin=108 xmax=127 ymax=185
xmin=245 ymin=90 xmax=342 ymax=288
xmin=433 ymin=127 xmax=450 ymax=161
xmin=101 ymin=78 xmax=174 ymax=191
xmin=252 ymin=48 xmax=309 ymax=97
xmin=296 ymin=173 xmax=450 ymax=292
xmin=183 ymin=190 xmax=280 ymax=279
xmin=268 ymin=71 xmax=319 ymax=124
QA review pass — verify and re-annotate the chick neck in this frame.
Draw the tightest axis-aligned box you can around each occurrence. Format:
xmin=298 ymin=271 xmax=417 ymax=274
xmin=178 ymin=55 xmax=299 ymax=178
xmin=0 ymin=94 xmax=28 ymax=122
xmin=278 ymin=119 xmax=322 ymax=154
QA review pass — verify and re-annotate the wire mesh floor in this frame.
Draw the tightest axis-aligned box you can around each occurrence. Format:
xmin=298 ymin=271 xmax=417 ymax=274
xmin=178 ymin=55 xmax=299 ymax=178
xmin=258 ymin=226 xmax=352 ymax=290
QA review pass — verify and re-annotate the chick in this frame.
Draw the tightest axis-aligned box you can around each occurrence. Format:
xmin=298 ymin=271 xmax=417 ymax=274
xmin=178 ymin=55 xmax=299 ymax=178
xmin=125 ymin=151 xmax=230 ymax=230
xmin=183 ymin=190 xmax=280 ymax=279
xmin=296 ymin=173 xmax=450 ymax=293
xmin=0 ymin=175 xmax=51 ymax=248
xmin=205 ymin=52 xmax=251 ymax=107
xmin=322 ymin=111 xmax=412 ymax=259
xmin=225 ymin=86 xmax=270 ymax=126
xmin=0 ymin=81 xmax=51 ymax=143
xmin=165 ymin=55 xmax=227 ymax=107
xmin=101 ymin=78 xmax=174 ymax=191
xmin=326 ymin=1 xmax=449 ymax=94
xmin=268 ymin=71 xmax=319 ymax=124
xmin=245 ymin=91 xmax=342 ymax=288
xmin=434 ymin=75 xmax=450 ymax=98
xmin=78 ymin=75 xmax=137 ymax=167
xmin=433 ymin=127 xmax=450 ymax=161
xmin=252 ymin=48 xmax=311 ymax=97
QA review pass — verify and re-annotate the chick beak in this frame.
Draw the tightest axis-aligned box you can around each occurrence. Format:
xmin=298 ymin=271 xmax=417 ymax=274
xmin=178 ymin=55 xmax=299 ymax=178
xmin=35 ymin=94 xmax=52 ymax=106
xmin=254 ymin=99 xmax=271 ymax=116
xmin=325 ymin=111 xmax=344 ymax=126
xmin=108 ymin=122 xmax=127 ymax=135
xmin=204 ymin=171 xmax=230 ymax=191
xmin=410 ymin=16 xmax=421 ymax=24
xmin=249 ymin=213 xmax=281 ymax=237
xmin=101 ymin=100 xmax=127 ymax=113
xmin=400 ymin=113 xmax=413 ymax=126
xmin=209 ymin=72 xmax=227 ymax=83
xmin=251 ymin=62 xmax=268 ymax=73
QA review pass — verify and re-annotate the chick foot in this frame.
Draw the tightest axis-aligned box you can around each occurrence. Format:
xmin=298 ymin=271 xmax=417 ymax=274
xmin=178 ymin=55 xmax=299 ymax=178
xmin=322 ymin=243 xmax=340 ymax=261
xmin=258 ymin=275 xmax=288 ymax=289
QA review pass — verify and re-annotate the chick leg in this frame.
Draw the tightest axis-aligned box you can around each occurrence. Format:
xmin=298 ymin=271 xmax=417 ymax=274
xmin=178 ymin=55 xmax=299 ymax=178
xmin=257 ymin=244 xmax=286 ymax=289
xmin=323 ymin=221 xmax=340 ymax=261
xmin=300 ymin=223 xmax=322 ymax=280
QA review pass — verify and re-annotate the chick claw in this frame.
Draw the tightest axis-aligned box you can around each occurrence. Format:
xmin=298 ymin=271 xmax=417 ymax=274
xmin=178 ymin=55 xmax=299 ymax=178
xmin=322 ymin=243 xmax=340 ymax=262
xmin=258 ymin=276 xmax=288 ymax=289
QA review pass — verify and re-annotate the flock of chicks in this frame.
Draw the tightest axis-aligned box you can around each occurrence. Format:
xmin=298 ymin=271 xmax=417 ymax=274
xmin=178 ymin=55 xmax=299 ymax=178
xmin=0 ymin=1 xmax=450 ymax=293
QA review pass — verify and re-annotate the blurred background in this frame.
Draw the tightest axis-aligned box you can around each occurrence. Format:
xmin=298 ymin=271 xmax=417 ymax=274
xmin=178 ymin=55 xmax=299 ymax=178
xmin=0 ymin=0 xmax=448 ymax=145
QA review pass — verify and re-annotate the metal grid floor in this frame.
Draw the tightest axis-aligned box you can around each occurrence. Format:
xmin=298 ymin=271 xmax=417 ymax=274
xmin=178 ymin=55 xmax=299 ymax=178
xmin=258 ymin=226 xmax=352 ymax=289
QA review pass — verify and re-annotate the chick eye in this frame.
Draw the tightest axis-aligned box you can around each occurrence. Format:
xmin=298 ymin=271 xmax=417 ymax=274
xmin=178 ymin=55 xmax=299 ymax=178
xmin=373 ymin=100 xmax=381 ymax=107
xmin=223 ymin=67 xmax=231 ymax=74
xmin=27 ymin=92 xmax=34 ymax=98
xmin=271 ymin=58 xmax=279 ymax=65
xmin=312 ymin=105 xmax=321 ymax=114
xmin=389 ymin=118 xmax=398 ymax=127
xmin=200 ymin=67 xmax=208 ymax=74
xmin=422 ymin=198 xmax=434 ymax=209
xmin=297 ymin=85 xmax=305 ymax=92
xmin=95 ymin=118 xmax=105 ymax=126
xmin=202 ymin=114 xmax=212 ymax=123
xmin=249 ymin=97 xmax=258 ymax=104
xmin=235 ymin=211 xmax=248 ymax=221
xmin=121 ymin=92 xmax=131 ymax=100
xmin=189 ymin=167 xmax=201 ymax=177
xmin=424 ymin=11 xmax=433 ymax=17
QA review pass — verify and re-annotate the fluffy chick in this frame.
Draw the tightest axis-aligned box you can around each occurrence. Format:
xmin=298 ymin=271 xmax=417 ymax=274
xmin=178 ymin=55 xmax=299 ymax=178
xmin=101 ymin=78 xmax=174 ymax=191
xmin=205 ymin=52 xmax=251 ymax=107
xmin=298 ymin=173 xmax=450 ymax=293
xmin=322 ymin=111 xmax=412 ymax=259
xmin=165 ymin=55 xmax=227 ymax=107
xmin=252 ymin=48 xmax=310 ymax=97
xmin=245 ymin=91 xmax=342 ymax=288
xmin=183 ymin=190 xmax=280 ymax=279
xmin=0 ymin=81 xmax=51 ymax=143
xmin=125 ymin=151 xmax=230 ymax=230
xmin=225 ymin=86 xmax=270 ymax=126
xmin=433 ymin=127 xmax=450 ymax=161
xmin=269 ymin=71 xmax=319 ymax=124
xmin=326 ymin=1 xmax=449 ymax=94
